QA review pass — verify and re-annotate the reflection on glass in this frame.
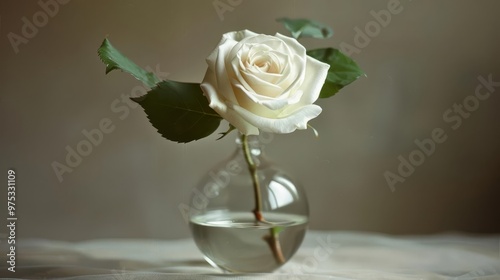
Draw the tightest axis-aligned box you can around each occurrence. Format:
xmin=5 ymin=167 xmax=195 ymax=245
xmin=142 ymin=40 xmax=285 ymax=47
xmin=267 ymin=178 xmax=297 ymax=209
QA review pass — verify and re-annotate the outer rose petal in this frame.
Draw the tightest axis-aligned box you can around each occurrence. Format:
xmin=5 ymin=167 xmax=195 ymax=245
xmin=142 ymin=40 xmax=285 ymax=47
xmin=232 ymin=103 xmax=322 ymax=134
xmin=201 ymin=69 xmax=259 ymax=135
xmin=208 ymin=41 xmax=239 ymax=105
xmin=223 ymin=29 xmax=259 ymax=42
xmin=298 ymin=56 xmax=330 ymax=105
xmin=275 ymin=33 xmax=307 ymax=58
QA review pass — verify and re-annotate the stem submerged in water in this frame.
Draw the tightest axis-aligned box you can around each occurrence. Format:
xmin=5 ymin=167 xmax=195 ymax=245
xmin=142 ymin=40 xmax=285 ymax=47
xmin=240 ymin=134 xmax=285 ymax=264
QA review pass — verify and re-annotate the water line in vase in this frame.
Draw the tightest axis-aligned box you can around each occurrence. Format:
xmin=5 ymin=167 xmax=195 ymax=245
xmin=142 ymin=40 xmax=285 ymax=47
xmin=240 ymin=133 xmax=286 ymax=264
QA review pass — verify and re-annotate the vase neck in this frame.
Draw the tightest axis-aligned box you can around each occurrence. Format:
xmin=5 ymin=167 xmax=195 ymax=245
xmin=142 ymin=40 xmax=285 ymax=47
xmin=234 ymin=133 xmax=264 ymax=158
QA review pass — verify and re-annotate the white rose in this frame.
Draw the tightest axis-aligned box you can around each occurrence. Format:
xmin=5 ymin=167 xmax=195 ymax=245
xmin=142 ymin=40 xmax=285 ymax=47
xmin=201 ymin=30 xmax=329 ymax=135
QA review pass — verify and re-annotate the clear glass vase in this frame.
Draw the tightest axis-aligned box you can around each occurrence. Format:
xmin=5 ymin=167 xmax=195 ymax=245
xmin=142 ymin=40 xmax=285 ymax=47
xmin=188 ymin=133 xmax=309 ymax=273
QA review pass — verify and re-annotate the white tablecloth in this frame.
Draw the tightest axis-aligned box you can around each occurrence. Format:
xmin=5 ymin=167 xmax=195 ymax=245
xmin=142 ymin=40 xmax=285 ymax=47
xmin=1 ymin=231 xmax=499 ymax=279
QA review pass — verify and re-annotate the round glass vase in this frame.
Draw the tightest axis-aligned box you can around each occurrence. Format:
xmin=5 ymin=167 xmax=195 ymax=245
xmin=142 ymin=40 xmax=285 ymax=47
xmin=188 ymin=133 xmax=309 ymax=273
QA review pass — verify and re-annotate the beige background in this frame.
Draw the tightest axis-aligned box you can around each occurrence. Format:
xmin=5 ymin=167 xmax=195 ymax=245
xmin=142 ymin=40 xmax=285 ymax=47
xmin=0 ymin=0 xmax=499 ymax=241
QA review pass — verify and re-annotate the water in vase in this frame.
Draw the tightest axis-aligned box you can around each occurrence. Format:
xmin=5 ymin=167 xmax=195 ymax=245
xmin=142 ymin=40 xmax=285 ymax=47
xmin=190 ymin=211 xmax=308 ymax=272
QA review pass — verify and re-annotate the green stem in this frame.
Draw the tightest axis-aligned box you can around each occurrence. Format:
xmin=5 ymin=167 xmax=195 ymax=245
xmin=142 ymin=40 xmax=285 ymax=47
xmin=263 ymin=227 xmax=286 ymax=264
xmin=241 ymin=134 xmax=264 ymax=222
xmin=240 ymin=134 xmax=285 ymax=264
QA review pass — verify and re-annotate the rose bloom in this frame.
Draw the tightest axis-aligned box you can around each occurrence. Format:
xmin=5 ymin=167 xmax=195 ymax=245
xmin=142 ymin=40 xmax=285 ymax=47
xmin=201 ymin=30 xmax=329 ymax=135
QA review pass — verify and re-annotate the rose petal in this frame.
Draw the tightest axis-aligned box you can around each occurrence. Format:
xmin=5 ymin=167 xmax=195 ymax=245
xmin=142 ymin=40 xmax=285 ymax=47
xmin=219 ymin=105 xmax=259 ymax=135
xmin=217 ymin=45 xmax=243 ymax=104
xmin=240 ymin=71 xmax=283 ymax=97
xmin=276 ymin=53 xmax=305 ymax=100
xmin=275 ymin=33 xmax=307 ymax=57
xmin=201 ymin=70 xmax=225 ymax=111
xmin=201 ymin=70 xmax=259 ymax=135
xmin=223 ymin=29 xmax=259 ymax=42
xmin=232 ymin=103 xmax=322 ymax=134
xmin=298 ymin=56 xmax=330 ymax=104
xmin=234 ymin=82 xmax=304 ymax=111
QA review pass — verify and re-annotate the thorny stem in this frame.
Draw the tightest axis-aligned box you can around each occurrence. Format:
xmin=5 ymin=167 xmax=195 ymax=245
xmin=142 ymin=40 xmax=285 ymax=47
xmin=240 ymin=134 xmax=286 ymax=265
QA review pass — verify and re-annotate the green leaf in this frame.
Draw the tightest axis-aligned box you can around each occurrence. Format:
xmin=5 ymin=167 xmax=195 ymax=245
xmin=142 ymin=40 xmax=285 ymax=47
xmin=132 ymin=81 xmax=222 ymax=143
xmin=98 ymin=38 xmax=222 ymax=143
xmin=98 ymin=38 xmax=160 ymax=88
xmin=307 ymin=48 xmax=365 ymax=98
xmin=277 ymin=18 xmax=333 ymax=39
